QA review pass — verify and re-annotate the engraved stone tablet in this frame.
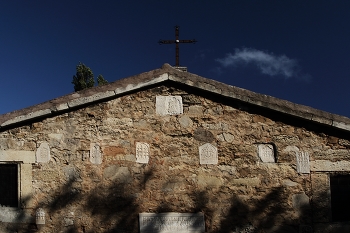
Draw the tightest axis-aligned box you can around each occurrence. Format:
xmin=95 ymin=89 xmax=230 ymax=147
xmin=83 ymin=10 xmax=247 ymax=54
xmin=258 ymin=144 xmax=275 ymax=163
xmin=199 ymin=143 xmax=218 ymax=165
xmin=90 ymin=143 xmax=102 ymax=164
xmin=139 ymin=212 xmax=205 ymax=233
xmin=156 ymin=96 xmax=183 ymax=115
xmin=296 ymin=151 xmax=310 ymax=174
xmin=136 ymin=142 xmax=150 ymax=164
xmin=36 ymin=142 xmax=50 ymax=163
xmin=35 ymin=208 xmax=45 ymax=225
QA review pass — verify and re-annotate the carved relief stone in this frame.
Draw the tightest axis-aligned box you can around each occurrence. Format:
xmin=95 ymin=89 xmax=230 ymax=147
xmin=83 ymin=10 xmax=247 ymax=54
xmin=136 ymin=142 xmax=150 ymax=164
xmin=35 ymin=208 xmax=45 ymax=225
xmin=36 ymin=142 xmax=50 ymax=163
xmin=199 ymin=143 xmax=218 ymax=165
xmin=296 ymin=151 xmax=310 ymax=174
xmin=156 ymin=96 xmax=183 ymax=115
xmin=90 ymin=143 xmax=102 ymax=164
xmin=139 ymin=212 xmax=205 ymax=233
xmin=258 ymin=144 xmax=275 ymax=163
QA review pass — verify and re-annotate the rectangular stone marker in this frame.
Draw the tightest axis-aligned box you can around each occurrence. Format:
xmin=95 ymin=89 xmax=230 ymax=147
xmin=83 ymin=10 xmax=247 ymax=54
xmin=199 ymin=143 xmax=218 ymax=165
xmin=90 ymin=143 xmax=102 ymax=164
xmin=258 ymin=144 xmax=275 ymax=163
xmin=36 ymin=142 xmax=50 ymax=163
xmin=296 ymin=151 xmax=310 ymax=174
xmin=136 ymin=142 xmax=150 ymax=164
xmin=139 ymin=212 xmax=205 ymax=233
xmin=156 ymin=96 xmax=183 ymax=115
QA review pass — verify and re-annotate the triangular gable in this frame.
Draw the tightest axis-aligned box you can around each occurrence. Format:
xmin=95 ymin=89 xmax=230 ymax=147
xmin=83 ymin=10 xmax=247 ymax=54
xmin=1 ymin=64 xmax=350 ymax=133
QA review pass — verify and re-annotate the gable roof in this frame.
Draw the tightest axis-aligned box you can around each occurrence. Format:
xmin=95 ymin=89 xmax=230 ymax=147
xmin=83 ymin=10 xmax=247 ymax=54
xmin=1 ymin=63 xmax=350 ymax=134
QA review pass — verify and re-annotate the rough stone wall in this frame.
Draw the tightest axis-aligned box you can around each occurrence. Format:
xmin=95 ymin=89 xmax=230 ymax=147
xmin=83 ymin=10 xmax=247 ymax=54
xmin=0 ymin=85 xmax=350 ymax=233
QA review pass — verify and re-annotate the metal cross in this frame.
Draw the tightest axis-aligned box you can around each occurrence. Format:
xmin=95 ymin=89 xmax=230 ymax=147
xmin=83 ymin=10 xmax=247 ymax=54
xmin=159 ymin=25 xmax=197 ymax=67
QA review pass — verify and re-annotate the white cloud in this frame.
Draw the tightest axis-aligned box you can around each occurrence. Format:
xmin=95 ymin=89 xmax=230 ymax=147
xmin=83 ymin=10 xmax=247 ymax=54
xmin=216 ymin=48 xmax=308 ymax=80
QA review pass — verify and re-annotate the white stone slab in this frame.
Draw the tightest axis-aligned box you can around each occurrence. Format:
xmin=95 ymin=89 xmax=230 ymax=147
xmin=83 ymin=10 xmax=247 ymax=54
xmin=36 ymin=142 xmax=50 ymax=163
xmin=136 ymin=142 xmax=150 ymax=164
xmin=258 ymin=144 xmax=275 ymax=163
xmin=0 ymin=150 xmax=35 ymax=164
xmin=310 ymin=160 xmax=350 ymax=172
xmin=199 ymin=143 xmax=218 ymax=165
xmin=139 ymin=212 xmax=205 ymax=233
xmin=156 ymin=96 xmax=183 ymax=115
xmin=296 ymin=151 xmax=310 ymax=174
xmin=90 ymin=143 xmax=102 ymax=164
xmin=36 ymin=208 xmax=45 ymax=225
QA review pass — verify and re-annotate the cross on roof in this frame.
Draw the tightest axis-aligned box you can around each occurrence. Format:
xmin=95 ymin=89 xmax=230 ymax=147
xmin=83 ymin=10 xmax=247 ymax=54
xmin=159 ymin=25 xmax=197 ymax=67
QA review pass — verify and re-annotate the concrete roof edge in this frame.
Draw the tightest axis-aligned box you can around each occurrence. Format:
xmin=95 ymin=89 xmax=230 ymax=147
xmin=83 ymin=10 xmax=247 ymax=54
xmin=1 ymin=63 xmax=350 ymax=133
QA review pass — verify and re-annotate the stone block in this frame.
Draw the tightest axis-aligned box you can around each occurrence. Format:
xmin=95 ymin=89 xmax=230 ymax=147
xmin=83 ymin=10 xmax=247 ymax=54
xmin=310 ymin=160 xmax=350 ymax=171
xmin=0 ymin=150 xmax=35 ymax=164
xmin=311 ymin=174 xmax=331 ymax=222
xmin=230 ymin=177 xmax=260 ymax=187
xmin=156 ymin=96 xmax=183 ymax=115
xmin=194 ymin=128 xmax=214 ymax=142
xmin=292 ymin=192 xmax=310 ymax=214
xmin=139 ymin=212 xmax=205 ymax=233
xmin=1 ymin=109 xmax=51 ymax=127
xmin=136 ymin=142 xmax=150 ymax=164
xmin=178 ymin=115 xmax=193 ymax=128
xmin=296 ymin=151 xmax=310 ymax=173
xmin=90 ymin=143 xmax=102 ymax=164
xmin=257 ymin=144 xmax=275 ymax=163
xmin=199 ymin=143 xmax=218 ymax=165
xmin=36 ymin=142 xmax=50 ymax=163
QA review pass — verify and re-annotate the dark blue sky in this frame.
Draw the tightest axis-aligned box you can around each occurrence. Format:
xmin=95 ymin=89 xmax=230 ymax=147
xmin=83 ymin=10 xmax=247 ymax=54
xmin=1 ymin=1 xmax=350 ymax=117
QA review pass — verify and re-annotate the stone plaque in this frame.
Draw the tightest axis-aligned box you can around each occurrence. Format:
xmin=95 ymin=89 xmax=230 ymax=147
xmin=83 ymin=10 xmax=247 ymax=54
xmin=296 ymin=151 xmax=310 ymax=174
xmin=199 ymin=143 xmax=218 ymax=165
xmin=36 ymin=142 xmax=50 ymax=163
xmin=90 ymin=143 xmax=102 ymax=164
xmin=156 ymin=96 xmax=183 ymax=115
xmin=258 ymin=144 xmax=275 ymax=163
xmin=139 ymin=212 xmax=205 ymax=233
xmin=35 ymin=208 xmax=45 ymax=225
xmin=136 ymin=142 xmax=150 ymax=164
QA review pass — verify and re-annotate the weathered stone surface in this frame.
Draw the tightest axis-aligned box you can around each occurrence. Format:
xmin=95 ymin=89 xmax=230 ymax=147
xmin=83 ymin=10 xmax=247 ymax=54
xmin=103 ymin=146 xmax=125 ymax=156
xmin=0 ymin=83 xmax=348 ymax=232
xmin=311 ymin=160 xmax=350 ymax=171
xmin=90 ymin=143 xmax=102 ymax=164
xmin=139 ymin=212 xmax=205 ymax=233
xmin=193 ymin=127 xmax=214 ymax=142
xmin=136 ymin=142 xmax=150 ymax=164
xmin=292 ymin=192 xmax=310 ymax=214
xmin=178 ymin=115 xmax=193 ymax=128
xmin=156 ymin=96 xmax=183 ymax=115
xmin=199 ymin=143 xmax=218 ymax=165
xmin=103 ymin=166 xmax=131 ymax=182
xmin=230 ymin=177 xmax=260 ymax=187
xmin=311 ymin=174 xmax=331 ymax=222
xmin=36 ymin=142 xmax=50 ymax=163
xmin=296 ymin=151 xmax=310 ymax=173
xmin=217 ymin=132 xmax=234 ymax=143
xmin=257 ymin=144 xmax=275 ymax=163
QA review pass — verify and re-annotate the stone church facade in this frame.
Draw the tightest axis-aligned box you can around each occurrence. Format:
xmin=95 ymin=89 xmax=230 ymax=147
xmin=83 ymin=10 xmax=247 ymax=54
xmin=0 ymin=64 xmax=350 ymax=232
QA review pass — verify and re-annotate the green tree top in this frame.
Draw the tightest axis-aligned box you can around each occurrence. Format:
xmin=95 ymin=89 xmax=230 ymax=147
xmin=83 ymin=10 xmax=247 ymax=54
xmin=72 ymin=62 xmax=108 ymax=91
xmin=97 ymin=74 xmax=108 ymax=86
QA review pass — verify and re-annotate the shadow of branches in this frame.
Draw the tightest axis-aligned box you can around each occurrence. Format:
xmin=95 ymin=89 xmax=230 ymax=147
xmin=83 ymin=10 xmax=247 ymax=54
xmin=9 ymin=168 xmax=327 ymax=233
